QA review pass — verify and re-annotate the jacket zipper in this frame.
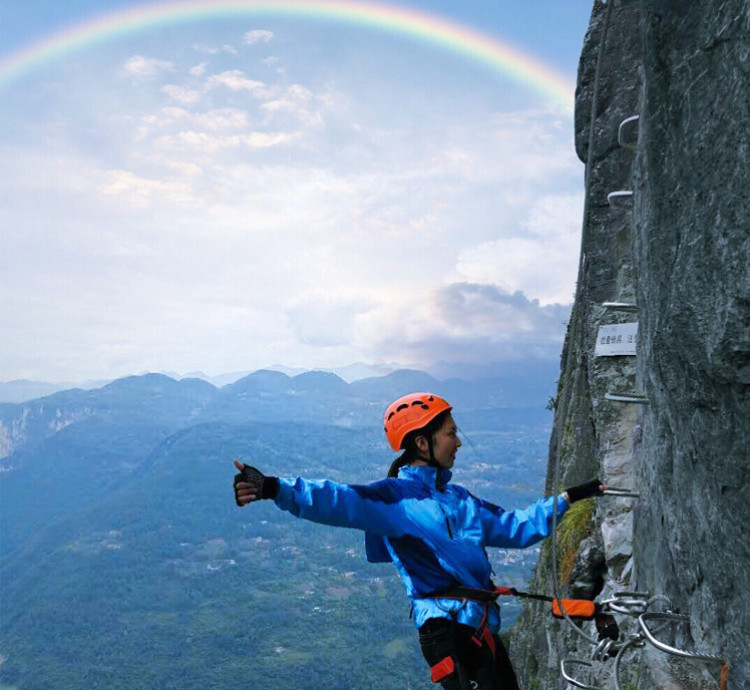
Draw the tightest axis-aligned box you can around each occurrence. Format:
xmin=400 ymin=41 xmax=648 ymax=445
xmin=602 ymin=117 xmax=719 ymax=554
xmin=438 ymin=505 xmax=454 ymax=539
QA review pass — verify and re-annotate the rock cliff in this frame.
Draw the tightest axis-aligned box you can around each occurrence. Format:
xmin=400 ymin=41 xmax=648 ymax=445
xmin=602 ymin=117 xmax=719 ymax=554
xmin=511 ymin=1 xmax=749 ymax=688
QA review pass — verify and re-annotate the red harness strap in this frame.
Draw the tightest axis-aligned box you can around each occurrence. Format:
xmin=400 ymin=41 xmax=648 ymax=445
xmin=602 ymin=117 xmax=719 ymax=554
xmin=425 ymin=586 xmax=501 ymax=659
xmin=428 ymin=628 xmax=496 ymax=684
xmin=469 ymin=600 xmax=493 ymax=652
xmin=430 ymin=656 xmax=456 ymax=683
xmin=480 ymin=625 xmax=495 ymax=657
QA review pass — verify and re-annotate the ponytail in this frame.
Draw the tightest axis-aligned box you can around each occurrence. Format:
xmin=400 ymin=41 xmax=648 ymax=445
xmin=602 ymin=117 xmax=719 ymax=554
xmin=387 ymin=451 xmax=411 ymax=478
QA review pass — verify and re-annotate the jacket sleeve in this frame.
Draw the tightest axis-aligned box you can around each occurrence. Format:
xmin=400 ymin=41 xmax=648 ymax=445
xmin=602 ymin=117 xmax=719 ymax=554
xmin=274 ymin=476 xmax=413 ymax=538
xmin=477 ymin=494 xmax=569 ymax=548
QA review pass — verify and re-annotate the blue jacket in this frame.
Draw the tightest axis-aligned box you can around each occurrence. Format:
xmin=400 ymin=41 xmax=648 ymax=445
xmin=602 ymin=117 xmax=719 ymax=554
xmin=274 ymin=464 xmax=569 ymax=632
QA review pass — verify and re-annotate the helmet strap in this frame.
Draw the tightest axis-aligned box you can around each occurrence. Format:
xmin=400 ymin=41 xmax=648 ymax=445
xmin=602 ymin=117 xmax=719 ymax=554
xmin=425 ymin=435 xmax=446 ymax=491
xmin=412 ymin=433 xmax=445 ymax=491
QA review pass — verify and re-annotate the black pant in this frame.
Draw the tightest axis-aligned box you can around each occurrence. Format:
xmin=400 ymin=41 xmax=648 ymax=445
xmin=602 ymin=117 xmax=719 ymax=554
xmin=418 ymin=618 xmax=520 ymax=690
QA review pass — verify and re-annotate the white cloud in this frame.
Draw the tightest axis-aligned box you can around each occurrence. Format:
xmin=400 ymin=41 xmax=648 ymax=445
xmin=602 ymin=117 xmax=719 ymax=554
xmin=189 ymin=62 xmax=208 ymax=77
xmin=455 ymin=193 xmax=583 ymax=305
xmin=244 ymin=30 xmax=274 ymax=45
xmin=192 ymin=43 xmax=221 ymax=54
xmin=192 ymin=43 xmax=238 ymax=55
xmin=355 ymin=283 xmax=570 ymax=366
xmin=134 ymin=106 xmax=252 ymax=145
xmin=286 ymin=292 xmax=375 ymax=347
xmin=163 ymin=130 xmax=297 ymax=152
xmin=206 ymin=70 xmax=276 ymax=98
xmin=96 ymin=169 xmax=194 ymax=207
xmin=161 ymin=84 xmax=203 ymax=105
xmin=261 ymin=84 xmax=323 ymax=126
xmin=122 ymin=55 xmax=174 ymax=78
xmin=192 ymin=108 xmax=250 ymax=131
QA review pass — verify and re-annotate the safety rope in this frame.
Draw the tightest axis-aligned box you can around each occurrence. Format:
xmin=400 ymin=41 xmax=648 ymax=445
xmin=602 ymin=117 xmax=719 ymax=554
xmin=613 ymin=636 xmax=645 ymax=690
xmin=637 ymin=612 xmax=725 ymax=662
xmin=560 ymin=659 xmax=600 ymax=689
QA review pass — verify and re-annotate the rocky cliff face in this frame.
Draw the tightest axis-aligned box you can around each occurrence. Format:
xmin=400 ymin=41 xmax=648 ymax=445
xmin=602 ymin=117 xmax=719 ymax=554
xmin=511 ymin=1 xmax=749 ymax=688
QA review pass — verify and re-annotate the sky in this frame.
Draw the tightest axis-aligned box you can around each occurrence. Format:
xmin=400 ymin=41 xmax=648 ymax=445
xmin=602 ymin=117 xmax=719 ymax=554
xmin=0 ymin=0 xmax=594 ymax=383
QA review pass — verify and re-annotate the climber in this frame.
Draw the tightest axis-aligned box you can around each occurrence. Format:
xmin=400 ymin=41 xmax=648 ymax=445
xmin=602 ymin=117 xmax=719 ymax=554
xmin=232 ymin=392 xmax=606 ymax=689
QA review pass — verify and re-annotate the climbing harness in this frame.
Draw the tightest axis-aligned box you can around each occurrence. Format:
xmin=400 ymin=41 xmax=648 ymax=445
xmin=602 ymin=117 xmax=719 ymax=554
xmin=430 ymin=584 xmax=604 ymax=620
xmin=423 ymin=584 xmax=608 ymax=685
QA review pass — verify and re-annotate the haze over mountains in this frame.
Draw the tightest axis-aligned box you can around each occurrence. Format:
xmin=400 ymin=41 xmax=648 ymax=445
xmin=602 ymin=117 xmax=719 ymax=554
xmin=0 ymin=358 xmax=559 ymax=404
xmin=0 ymin=362 xmax=399 ymax=404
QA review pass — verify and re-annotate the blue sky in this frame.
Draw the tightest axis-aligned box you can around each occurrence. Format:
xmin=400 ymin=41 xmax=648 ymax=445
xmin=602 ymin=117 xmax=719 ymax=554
xmin=0 ymin=0 xmax=594 ymax=382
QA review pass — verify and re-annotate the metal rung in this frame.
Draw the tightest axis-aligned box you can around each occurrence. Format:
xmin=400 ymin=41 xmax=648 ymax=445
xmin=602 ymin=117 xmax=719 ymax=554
xmin=603 ymin=487 xmax=641 ymax=498
xmin=605 ymin=392 xmax=648 ymax=404
xmin=639 ymin=612 xmax=724 ymax=662
xmin=608 ymin=190 xmax=634 ymax=205
xmin=560 ymin=659 xmax=601 ymax=689
xmin=618 ymin=115 xmax=640 ymax=148
xmin=602 ymin=302 xmax=637 ymax=310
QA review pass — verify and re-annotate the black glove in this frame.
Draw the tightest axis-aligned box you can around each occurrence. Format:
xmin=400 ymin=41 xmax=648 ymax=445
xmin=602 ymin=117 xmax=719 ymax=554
xmin=565 ymin=479 xmax=604 ymax=503
xmin=233 ymin=464 xmax=280 ymax=505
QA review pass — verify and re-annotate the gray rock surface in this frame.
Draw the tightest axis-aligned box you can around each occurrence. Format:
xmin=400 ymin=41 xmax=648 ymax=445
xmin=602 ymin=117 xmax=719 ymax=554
xmin=633 ymin=0 xmax=750 ymax=686
xmin=510 ymin=1 xmax=748 ymax=688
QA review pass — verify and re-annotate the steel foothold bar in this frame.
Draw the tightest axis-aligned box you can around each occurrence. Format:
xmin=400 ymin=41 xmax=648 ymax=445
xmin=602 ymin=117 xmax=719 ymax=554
xmin=618 ymin=115 xmax=640 ymax=148
xmin=607 ymin=190 xmax=634 ymax=205
xmin=638 ymin=612 xmax=724 ymax=662
xmin=605 ymin=392 xmax=649 ymax=404
xmin=603 ymin=487 xmax=641 ymax=498
xmin=560 ymin=659 xmax=601 ymax=690
xmin=613 ymin=591 xmax=650 ymax=600
xmin=602 ymin=301 xmax=637 ymax=310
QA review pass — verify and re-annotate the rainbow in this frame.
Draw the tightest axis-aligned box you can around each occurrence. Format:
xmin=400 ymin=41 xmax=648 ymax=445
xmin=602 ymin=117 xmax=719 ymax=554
xmin=0 ymin=0 xmax=575 ymax=108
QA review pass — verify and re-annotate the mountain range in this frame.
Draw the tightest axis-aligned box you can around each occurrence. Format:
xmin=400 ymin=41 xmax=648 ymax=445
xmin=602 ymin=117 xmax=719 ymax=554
xmin=0 ymin=367 xmax=556 ymax=689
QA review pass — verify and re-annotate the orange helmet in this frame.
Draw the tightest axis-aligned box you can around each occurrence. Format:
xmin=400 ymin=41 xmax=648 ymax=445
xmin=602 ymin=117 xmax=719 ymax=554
xmin=384 ymin=392 xmax=452 ymax=451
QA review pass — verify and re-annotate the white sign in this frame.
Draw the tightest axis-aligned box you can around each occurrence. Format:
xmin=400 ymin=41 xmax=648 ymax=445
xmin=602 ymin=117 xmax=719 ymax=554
xmin=595 ymin=322 xmax=638 ymax=356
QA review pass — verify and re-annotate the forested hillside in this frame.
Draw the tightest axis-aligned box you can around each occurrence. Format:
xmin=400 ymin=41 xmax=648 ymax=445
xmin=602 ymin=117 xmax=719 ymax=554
xmin=1 ymin=368 xmax=554 ymax=689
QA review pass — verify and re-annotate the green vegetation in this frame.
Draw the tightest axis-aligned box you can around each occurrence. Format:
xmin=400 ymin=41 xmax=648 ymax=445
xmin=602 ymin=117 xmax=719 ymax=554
xmin=555 ymin=498 xmax=595 ymax=585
